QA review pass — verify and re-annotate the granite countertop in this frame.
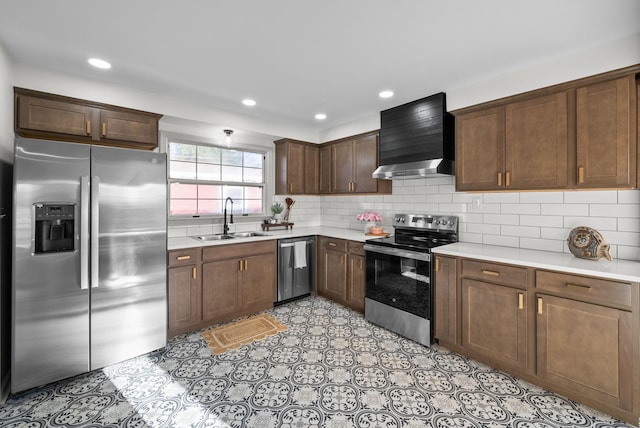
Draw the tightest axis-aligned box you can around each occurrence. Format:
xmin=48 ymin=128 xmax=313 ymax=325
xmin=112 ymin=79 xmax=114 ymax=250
xmin=168 ymin=226 xmax=387 ymax=250
xmin=433 ymin=242 xmax=640 ymax=283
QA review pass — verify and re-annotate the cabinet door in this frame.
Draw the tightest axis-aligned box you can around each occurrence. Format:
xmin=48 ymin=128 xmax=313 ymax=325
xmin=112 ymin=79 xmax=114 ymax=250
xmin=537 ymin=294 xmax=632 ymax=411
xmin=319 ymin=144 xmax=332 ymax=193
xmin=202 ymin=259 xmax=242 ymax=321
xmin=99 ymin=109 xmax=159 ymax=149
xmin=455 ymin=107 xmax=505 ymax=191
xmin=321 ymin=249 xmax=348 ymax=302
xmin=285 ymin=142 xmax=305 ymax=194
xmin=168 ymin=265 xmax=201 ymax=331
xmin=434 ymin=256 xmax=457 ymax=344
xmin=462 ymin=279 xmax=528 ymax=371
xmin=242 ymin=252 xmax=277 ymax=312
xmin=16 ymin=94 xmax=94 ymax=139
xmin=304 ymin=144 xmax=320 ymax=194
xmin=353 ymin=134 xmax=379 ymax=193
xmin=346 ymin=254 xmax=365 ymax=312
xmin=505 ymin=92 xmax=568 ymax=189
xmin=576 ymin=76 xmax=635 ymax=188
xmin=331 ymin=140 xmax=354 ymax=193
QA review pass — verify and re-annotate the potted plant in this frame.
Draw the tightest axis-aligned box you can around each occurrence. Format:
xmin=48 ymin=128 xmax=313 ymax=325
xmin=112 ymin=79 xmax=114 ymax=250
xmin=271 ymin=202 xmax=284 ymax=221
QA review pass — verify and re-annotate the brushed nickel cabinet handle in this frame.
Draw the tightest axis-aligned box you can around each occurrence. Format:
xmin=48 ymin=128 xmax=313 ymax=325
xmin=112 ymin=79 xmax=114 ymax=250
xmin=518 ymin=293 xmax=524 ymax=310
xmin=505 ymin=171 xmax=511 ymax=187
xmin=482 ymin=269 xmax=500 ymax=276
xmin=101 ymin=123 xmax=106 ymax=137
xmin=567 ymin=283 xmax=591 ymax=290
xmin=176 ymin=255 xmax=191 ymax=261
xmin=86 ymin=120 xmax=91 ymax=135
xmin=578 ymin=167 xmax=585 ymax=183
xmin=497 ymin=172 xmax=502 ymax=186
xmin=192 ymin=267 xmax=196 ymax=279
xmin=537 ymin=297 xmax=543 ymax=315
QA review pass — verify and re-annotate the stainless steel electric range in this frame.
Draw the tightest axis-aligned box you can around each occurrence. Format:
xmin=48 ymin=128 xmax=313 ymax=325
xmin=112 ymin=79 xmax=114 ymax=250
xmin=363 ymin=213 xmax=458 ymax=346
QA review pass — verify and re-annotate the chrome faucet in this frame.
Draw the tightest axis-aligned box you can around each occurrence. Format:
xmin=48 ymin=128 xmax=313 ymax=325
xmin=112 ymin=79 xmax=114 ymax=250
xmin=223 ymin=197 xmax=234 ymax=235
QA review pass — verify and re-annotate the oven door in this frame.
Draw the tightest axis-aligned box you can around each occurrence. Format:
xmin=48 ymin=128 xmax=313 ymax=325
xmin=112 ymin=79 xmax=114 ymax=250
xmin=363 ymin=244 xmax=431 ymax=319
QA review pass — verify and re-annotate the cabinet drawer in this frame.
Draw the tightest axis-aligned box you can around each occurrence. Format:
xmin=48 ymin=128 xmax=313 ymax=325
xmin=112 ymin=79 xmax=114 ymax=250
xmin=462 ymin=259 xmax=528 ymax=288
xmin=202 ymin=240 xmax=276 ymax=262
xmin=322 ymin=237 xmax=347 ymax=252
xmin=348 ymin=241 xmax=365 ymax=256
xmin=536 ymin=270 xmax=632 ymax=309
xmin=168 ymin=248 xmax=200 ymax=267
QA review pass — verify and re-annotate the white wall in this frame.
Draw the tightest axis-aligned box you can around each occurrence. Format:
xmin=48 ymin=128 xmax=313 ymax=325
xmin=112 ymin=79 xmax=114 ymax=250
xmin=12 ymin=64 xmax=319 ymax=144
xmin=0 ymin=43 xmax=13 ymax=161
xmin=319 ymin=32 xmax=640 ymax=142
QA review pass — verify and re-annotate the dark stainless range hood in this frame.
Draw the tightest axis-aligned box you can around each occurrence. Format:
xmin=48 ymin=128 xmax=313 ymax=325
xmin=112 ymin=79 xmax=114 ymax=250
xmin=373 ymin=92 xmax=455 ymax=179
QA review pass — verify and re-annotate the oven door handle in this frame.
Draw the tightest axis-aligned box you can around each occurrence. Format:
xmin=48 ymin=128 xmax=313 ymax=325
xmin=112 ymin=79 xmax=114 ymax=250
xmin=364 ymin=244 xmax=431 ymax=262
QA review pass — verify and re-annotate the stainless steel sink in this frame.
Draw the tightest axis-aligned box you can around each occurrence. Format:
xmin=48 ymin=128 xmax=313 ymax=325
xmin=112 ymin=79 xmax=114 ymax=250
xmin=231 ymin=232 xmax=271 ymax=237
xmin=192 ymin=231 xmax=270 ymax=241
xmin=193 ymin=234 xmax=235 ymax=241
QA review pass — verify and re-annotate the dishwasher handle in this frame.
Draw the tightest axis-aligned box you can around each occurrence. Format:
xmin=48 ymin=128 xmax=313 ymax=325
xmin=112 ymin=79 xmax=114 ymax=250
xmin=279 ymin=240 xmax=314 ymax=248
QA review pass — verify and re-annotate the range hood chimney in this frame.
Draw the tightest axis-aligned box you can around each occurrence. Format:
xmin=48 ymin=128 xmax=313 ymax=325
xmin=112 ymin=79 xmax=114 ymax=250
xmin=373 ymin=92 xmax=455 ymax=179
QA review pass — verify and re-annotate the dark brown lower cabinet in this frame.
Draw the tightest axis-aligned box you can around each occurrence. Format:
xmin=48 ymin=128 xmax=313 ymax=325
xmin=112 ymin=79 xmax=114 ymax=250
xmin=168 ymin=241 xmax=276 ymax=337
xmin=433 ymin=254 xmax=640 ymax=425
xmin=537 ymin=294 xmax=633 ymax=412
xmin=317 ymin=237 xmax=365 ymax=313
xmin=461 ymin=279 xmax=528 ymax=372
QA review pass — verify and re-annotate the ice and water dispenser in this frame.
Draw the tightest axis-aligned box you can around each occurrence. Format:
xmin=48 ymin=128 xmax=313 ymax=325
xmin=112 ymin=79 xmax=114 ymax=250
xmin=34 ymin=203 xmax=75 ymax=254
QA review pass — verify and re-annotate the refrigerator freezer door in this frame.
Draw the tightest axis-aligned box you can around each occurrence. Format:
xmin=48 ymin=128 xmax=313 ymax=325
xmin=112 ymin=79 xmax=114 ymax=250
xmin=12 ymin=138 xmax=91 ymax=393
xmin=89 ymin=145 xmax=167 ymax=369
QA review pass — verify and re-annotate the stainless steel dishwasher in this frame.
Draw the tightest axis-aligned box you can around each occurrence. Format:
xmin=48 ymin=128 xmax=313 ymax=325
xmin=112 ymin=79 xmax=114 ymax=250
xmin=277 ymin=236 xmax=315 ymax=303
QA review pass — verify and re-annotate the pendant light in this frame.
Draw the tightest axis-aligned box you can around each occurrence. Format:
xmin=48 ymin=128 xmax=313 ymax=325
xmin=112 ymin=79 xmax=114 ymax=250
xmin=223 ymin=129 xmax=233 ymax=147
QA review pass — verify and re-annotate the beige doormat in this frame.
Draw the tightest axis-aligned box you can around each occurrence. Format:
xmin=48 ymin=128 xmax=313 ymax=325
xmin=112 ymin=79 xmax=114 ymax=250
xmin=201 ymin=313 xmax=288 ymax=355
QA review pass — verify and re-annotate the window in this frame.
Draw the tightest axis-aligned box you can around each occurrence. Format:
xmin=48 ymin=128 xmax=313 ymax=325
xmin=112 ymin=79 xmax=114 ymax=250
xmin=168 ymin=139 xmax=265 ymax=217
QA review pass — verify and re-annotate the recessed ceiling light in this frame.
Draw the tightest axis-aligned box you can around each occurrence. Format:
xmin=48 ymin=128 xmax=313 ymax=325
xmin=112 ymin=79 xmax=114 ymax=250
xmin=242 ymin=99 xmax=256 ymax=107
xmin=315 ymin=113 xmax=327 ymax=120
xmin=379 ymin=90 xmax=394 ymax=99
xmin=88 ymin=58 xmax=111 ymax=69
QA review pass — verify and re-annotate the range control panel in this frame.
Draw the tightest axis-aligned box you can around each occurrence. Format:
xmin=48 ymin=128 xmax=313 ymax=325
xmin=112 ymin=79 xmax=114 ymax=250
xmin=393 ymin=214 xmax=458 ymax=231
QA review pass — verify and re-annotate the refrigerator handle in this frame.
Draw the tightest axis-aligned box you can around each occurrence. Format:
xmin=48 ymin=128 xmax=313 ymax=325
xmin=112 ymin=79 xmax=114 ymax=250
xmin=91 ymin=176 xmax=100 ymax=288
xmin=80 ymin=176 xmax=90 ymax=290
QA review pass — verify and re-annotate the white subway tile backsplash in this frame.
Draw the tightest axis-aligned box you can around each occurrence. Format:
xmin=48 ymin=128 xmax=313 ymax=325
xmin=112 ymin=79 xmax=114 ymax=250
xmin=483 ymin=234 xmax=519 ymax=247
xmin=541 ymin=204 xmax=589 ymax=216
xmin=501 ymin=225 xmax=540 ymax=238
xmin=483 ymin=214 xmax=519 ymax=225
xmin=618 ymin=218 xmax=640 ymax=232
xmin=590 ymin=204 xmax=640 ymax=218
xmin=618 ymin=190 xmax=640 ymax=204
xmin=501 ymin=203 xmax=541 ymax=215
xmin=520 ymin=215 xmax=563 ymax=227
xmin=519 ymin=237 xmax=564 ymax=252
xmin=169 ymin=179 xmax=640 ymax=261
xmin=563 ymin=216 xmax=616 ymax=231
xmin=563 ymin=190 xmax=617 ymax=204
xmin=483 ymin=192 xmax=520 ymax=204
xmin=519 ymin=192 xmax=564 ymax=203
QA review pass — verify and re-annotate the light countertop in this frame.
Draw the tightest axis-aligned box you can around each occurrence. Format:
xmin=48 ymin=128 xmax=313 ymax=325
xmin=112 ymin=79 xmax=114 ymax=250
xmin=433 ymin=242 xmax=640 ymax=283
xmin=168 ymin=226 xmax=386 ymax=250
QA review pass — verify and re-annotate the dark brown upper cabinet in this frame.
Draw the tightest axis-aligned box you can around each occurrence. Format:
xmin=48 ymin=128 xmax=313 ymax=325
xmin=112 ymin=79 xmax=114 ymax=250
xmin=15 ymin=87 xmax=162 ymax=150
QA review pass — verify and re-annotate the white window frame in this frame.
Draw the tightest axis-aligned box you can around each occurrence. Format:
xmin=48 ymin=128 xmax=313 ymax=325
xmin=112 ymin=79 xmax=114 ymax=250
xmin=162 ymin=132 xmax=270 ymax=219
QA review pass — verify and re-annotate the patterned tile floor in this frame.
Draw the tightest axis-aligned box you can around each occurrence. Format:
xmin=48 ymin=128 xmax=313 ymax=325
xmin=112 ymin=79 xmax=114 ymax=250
xmin=0 ymin=296 xmax=634 ymax=427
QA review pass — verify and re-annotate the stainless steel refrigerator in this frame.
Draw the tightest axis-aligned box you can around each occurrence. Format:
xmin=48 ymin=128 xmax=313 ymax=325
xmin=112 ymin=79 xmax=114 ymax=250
xmin=12 ymin=137 xmax=167 ymax=393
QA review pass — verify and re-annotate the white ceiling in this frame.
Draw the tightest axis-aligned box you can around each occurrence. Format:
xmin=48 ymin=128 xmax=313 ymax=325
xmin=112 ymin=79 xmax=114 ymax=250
xmin=0 ymin=0 xmax=639 ymax=134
